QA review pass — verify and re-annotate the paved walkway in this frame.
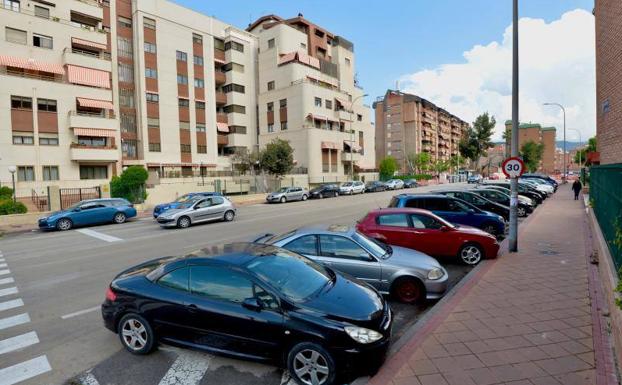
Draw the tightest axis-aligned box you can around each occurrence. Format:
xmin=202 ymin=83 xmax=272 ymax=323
xmin=368 ymin=185 xmax=617 ymax=385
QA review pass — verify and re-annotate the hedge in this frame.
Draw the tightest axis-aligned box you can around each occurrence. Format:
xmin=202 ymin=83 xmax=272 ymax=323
xmin=0 ymin=199 xmax=27 ymax=215
xmin=393 ymin=174 xmax=434 ymax=181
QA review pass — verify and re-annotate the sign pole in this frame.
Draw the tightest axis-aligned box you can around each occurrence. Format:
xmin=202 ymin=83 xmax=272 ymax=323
xmin=509 ymin=0 xmax=519 ymax=252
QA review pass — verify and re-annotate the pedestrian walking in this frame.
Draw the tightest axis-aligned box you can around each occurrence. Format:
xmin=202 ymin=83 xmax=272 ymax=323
xmin=572 ymin=179 xmax=582 ymax=200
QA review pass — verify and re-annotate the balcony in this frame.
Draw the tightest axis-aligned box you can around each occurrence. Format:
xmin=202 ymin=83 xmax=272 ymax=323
xmin=216 ymin=113 xmax=228 ymax=124
xmin=215 ymin=71 xmax=226 ymax=85
xmin=69 ymin=111 xmax=116 ymax=130
xmin=217 ymin=134 xmax=229 ymax=146
xmin=70 ymin=144 xmax=118 ymax=162
xmin=341 ymin=151 xmax=362 ymax=162
xmin=63 ymin=48 xmax=111 ymax=72
xmin=214 ymin=49 xmax=225 ymax=62
xmin=337 ymin=109 xmax=353 ymax=121
xmin=215 ymin=91 xmax=227 ymax=105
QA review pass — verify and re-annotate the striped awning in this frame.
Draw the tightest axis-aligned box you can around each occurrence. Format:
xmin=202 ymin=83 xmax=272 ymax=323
xmin=335 ymin=97 xmax=350 ymax=106
xmin=77 ymin=97 xmax=114 ymax=110
xmin=344 ymin=140 xmax=362 ymax=152
xmin=71 ymin=37 xmax=106 ymax=50
xmin=321 ymin=141 xmax=339 ymax=150
xmin=307 ymin=113 xmax=338 ymax=122
xmin=67 ymin=65 xmax=110 ymax=89
xmin=216 ymin=122 xmax=230 ymax=133
xmin=146 ymin=163 xmax=217 ymax=168
xmin=0 ymin=55 xmax=64 ymax=75
xmin=73 ymin=128 xmax=116 ymax=137
xmin=214 ymin=57 xmax=226 ymax=64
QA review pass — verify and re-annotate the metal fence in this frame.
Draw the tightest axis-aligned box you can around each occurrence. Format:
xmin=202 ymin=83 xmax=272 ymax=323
xmin=60 ymin=187 xmax=101 ymax=209
xmin=31 ymin=189 xmax=49 ymax=212
xmin=590 ymin=164 xmax=622 ymax=269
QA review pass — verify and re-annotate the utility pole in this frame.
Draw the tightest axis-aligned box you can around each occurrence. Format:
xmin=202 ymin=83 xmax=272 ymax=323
xmin=509 ymin=0 xmax=519 ymax=252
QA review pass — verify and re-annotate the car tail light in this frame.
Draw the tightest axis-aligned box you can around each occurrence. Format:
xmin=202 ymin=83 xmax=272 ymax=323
xmin=106 ymin=287 xmax=117 ymax=302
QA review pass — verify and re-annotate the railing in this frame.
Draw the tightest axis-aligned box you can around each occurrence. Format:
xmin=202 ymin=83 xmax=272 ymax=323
xmin=70 ymin=143 xmax=117 ymax=149
xmin=0 ymin=67 xmax=63 ymax=83
xmin=69 ymin=110 xmax=116 ymax=119
xmin=0 ymin=3 xmax=106 ymax=34
xmin=59 ymin=186 xmax=101 ymax=210
xmin=65 ymin=47 xmax=111 ymax=61
xmin=31 ymin=189 xmax=49 ymax=212
xmin=590 ymin=164 xmax=622 ymax=269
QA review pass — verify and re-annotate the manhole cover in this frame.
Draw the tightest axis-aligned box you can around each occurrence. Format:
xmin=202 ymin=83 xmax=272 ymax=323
xmin=540 ymin=250 xmax=559 ymax=255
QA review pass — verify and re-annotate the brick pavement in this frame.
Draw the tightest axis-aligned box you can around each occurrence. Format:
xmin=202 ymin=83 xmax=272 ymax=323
xmin=368 ymin=185 xmax=618 ymax=385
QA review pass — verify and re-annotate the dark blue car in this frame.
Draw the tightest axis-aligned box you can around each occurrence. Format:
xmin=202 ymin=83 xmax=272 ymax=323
xmin=153 ymin=192 xmax=222 ymax=218
xmin=38 ymin=198 xmax=137 ymax=231
xmin=388 ymin=194 xmax=506 ymax=237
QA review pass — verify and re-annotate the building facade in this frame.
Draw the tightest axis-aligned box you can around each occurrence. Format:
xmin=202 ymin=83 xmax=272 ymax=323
xmin=373 ymin=90 xmax=469 ymax=173
xmin=503 ymin=121 xmax=556 ymax=173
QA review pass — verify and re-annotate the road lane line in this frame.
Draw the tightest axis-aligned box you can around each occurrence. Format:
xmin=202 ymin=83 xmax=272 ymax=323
xmin=157 ymin=350 xmax=211 ymax=385
xmin=77 ymin=372 xmax=100 ymax=385
xmin=0 ymin=270 xmax=10 ymax=276
xmin=0 ymin=299 xmax=23 ymax=312
xmin=0 ymin=331 xmax=39 ymax=355
xmin=61 ymin=305 xmax=100 ymax=320
xmin=0 ymin=355 xmax=51 ymax=385
xmin=75 ymin=229 xmax=123 ymax=243
xmin=0 ymin=278 xmax=14 ymax=286
xmin=0 ymin=287 xmax=18 ymax=298
xmin=0 ymin=264 xmax=6 ymax=268
xmin=0 ymin=313 xmax=30 ymax=331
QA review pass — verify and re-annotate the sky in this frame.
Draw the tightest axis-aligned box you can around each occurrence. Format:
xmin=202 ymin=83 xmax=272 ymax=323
xmin=174 ymin=0 xmax=596 ymax=142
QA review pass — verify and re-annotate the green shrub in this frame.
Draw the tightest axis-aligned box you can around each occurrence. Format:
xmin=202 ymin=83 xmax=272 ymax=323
xmin=110 ymin=166 xmax=149 ymax=203
xmin=379 ymin=156 xmax=399 ymax=180
xmin=394 ymin=174 xmax=434 ymax=181
xmin=0 ymin=186 xmax=13 ymax=199
xmin=0 ymin=199 xmax=27 ymax=215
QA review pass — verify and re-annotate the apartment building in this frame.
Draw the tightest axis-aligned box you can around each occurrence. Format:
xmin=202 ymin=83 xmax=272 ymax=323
xmin=248 ymin=14 xmax=375 ymax=182
xmin=373 ymin=90 xmax=469 ymax=173
xmin=503 ymin=121 xmax=556 ymax=173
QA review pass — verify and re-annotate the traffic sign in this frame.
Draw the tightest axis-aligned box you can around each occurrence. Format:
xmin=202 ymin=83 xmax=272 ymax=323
xmin=502 ymin=157 xmax=525 ymax=179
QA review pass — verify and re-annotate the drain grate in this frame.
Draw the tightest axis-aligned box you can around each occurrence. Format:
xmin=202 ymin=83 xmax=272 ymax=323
xmin=540 ymin=250 xmax=559 ymax=255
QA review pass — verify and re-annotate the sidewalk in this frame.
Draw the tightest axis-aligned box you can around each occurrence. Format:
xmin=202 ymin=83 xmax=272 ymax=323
xmin=368 ymin=185 xmax=618 ymax=385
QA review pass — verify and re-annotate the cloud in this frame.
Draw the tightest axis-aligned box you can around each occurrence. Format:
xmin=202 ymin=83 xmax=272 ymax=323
xmin=399 ymin=9 xmax=595 ymax=142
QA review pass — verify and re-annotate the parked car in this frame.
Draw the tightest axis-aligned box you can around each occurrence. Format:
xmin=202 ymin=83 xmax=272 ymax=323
xmin=339 ymin=181 xmax=366 ymax=195
xmin=39 ymin=198 xmax=137 ymax=231
xmin=365 ymin=181 xmax=387 ymax=193
xmin=102 ymin=243 xmax=392 ymax=385
xmin=403 ymin=179 xmax=419 ymax=188
xmin=434 ymin=190 xmax=510 ymax=220
xmin=473 ymin=185 xmax=535 ymax=206
xmin=153 ymin=192 xmax=222 ymax=218
xmin=266 ymin=187 xmax=308 ymax=203
xmin=356 ymin=208 xmax=499 ymax=265
xmin=385 ymin=179 xmax=405 ymax=190
xmin=470 ymin=188 xmax=533 ymax=217
xmin=309 ymin=184 xmax=340 ymax=199
xmin=482 ymin=181 xmax=544 ymax=204
xmin=257 ymin=225 xmax=448 ymax=303
xmin=520 ymin=178 xmax=554 ymax=195
xmin=522 ymin=173 xmax=558 ymax=190
xmin=388 ymin=194 xmax=506 ymax=237
xmin=467 ymin=174 xmax=483 ymax=184
xmin=156 ymin=195 xmax=236 ymax=228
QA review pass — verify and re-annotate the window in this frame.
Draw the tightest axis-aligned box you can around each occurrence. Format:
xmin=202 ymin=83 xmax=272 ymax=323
xmin=34 ymin=5 xmax=49 ymax=19
xmin=229 ymin=125 xmax=246 ymax=134
xmin=447 ymin=199 xmax=472 ymax=213
xmin=197 ymin=145 xmax=207 ymax=153
xmin=279 ymin=99 xmax=287 ymax=108
xmin=42 ymin=166 xmax=59 ymax=181
xmin=300 ymin=42 xmax=307 ymax=49
xmin=193 ymin=55 xmax=203 ymax=66
xmin=118 ymin=16 xmax=132 ymax=28
xmin=267 ymin=123 xmax=274 ymax=133
xmin=17 ymin=166 xmax=35 ymax=181
xmin=176 ymin=50 xmax=187 ymax=61
xmin=214 ymin=38 xmax=225 ymax=51
xmin=146 ymin=93 xmax=159 ymax=103
xmin=410 ymin=214 xmax=444 ymax=230
xmin=13 ymin=135 xmax=34 ymax=145
xmin=319 ymin=235 xmax=369 ymax=260
xmin=118 ymin=63 xmax=134 ymax=82
xmin=180 ymin=144 xmax=191 ymax=153
xmin=120 ymin=113 xmax=136 ymax=133
xmin=145 ymin=67 xmax=157 ymax=79
xmin=143 ymin=17 xmax=156 ymax=30
xmin=11 ymin=96 xmax=32 ymax=109
xmin=190 ymin=266 xmax=253 ymax=304
xmin=325 ymin=100 xmax=332 ymax=109
xmin=285 ymin=235 xmax=317 ymax=255
xmin=179 ymin=121 xmax=190 ymax=130
xmin=4 ymin=0 xmax=19 ymax=11
xmin=177 ymin=74 xmax=188 ymax=84
xmin=224 ymin=41 xmax=244 ymax=52
xmin=147 ymin=117 xmax=160 ymax=128
xmin=33 ymin=33 xmax=53 ymax=49
xmin=178 ymin=98 xmax=189 ymax=107
xmin=377 ymin=214 xmax=409 ymax=227
xmin=222 ymin=62 xmax=244 ymax=73
xmin=196 ymin=123 xmax=206 ymax=132
xmin=357 ymin=114 xmax=363 ymax=121
xmin=345 ymin=57 xmax=351 ymax=67
xmin=195 ymin=101 xmax=205 ymax=110
xmin=267 ymin=81 xmax=275 ymax=91
xmin=144 ymin=42 xmax=156 ymax=53
xmin=78 ymin=136 xmax=106 ymax=147
xmin=192 ymin=33 xmax=203 ymax=44
xmin=149 ymin=143 xmax=161 ymax=152
xmin=267 ymin=102 xmax=274 ymax=112
xmin=194 ymin=78 xmax=204 ymax=88
xmin=267 ymin=38 xmax=275 ymax=49
xmin=158 ymin=268 xmax=189 ymax=292
xmin=37 ymin=98 xmax=56 ymax=112
xmin=281 ymin=122 xmax=288 ymax=130
xmin=5 ymin=27 xmax=26 ymax=45
xmin=222 ymin=83 xmax=245 ymax=94
xmin=39 ymin=137 xmax=58 ymax=146
xmin=119 ymin=89 xmax=135 ymax=107
xmin=223 ymin=105 xmax=246 ymax=114
xmin=117 ymin=37 xmax=133 ymax=57
xmin=314 ymin=97 xmax=322 ymax=107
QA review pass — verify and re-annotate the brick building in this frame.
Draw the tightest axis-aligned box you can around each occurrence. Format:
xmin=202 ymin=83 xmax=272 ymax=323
xmin=504 ymin=121 xmax=556 ymax=173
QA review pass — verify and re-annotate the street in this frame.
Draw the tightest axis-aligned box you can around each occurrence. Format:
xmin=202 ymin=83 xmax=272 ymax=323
xmin=0 ymin=183 xmax=473 ymax=385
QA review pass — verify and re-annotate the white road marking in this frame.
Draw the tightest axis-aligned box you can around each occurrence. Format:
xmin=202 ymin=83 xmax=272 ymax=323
xmin=77 ymin=372 xmax=100 ymax=385
xmin=0 ymin=278 xmax=15 ymax=286
xmin=158 ymin=350 xmax=211 ymax=385
xmin=0 ymin=355 xmax=51 ymax=385
xmin=0 ymin=313 xmax=30 ymax=331
xmin=0 ymin=331 xmax=39 ymax=355
xmin=75 ymin=229 xmax=123 ymax=243
xmin=61 ymin=305 xmax=100 ymax=320
xmin=0 ymin=299 xmax=24 ymax=312
xmin=0 ymin=264 xmax=6 ymax=269
xmin=0 ymin=287 xmax=18 ymax=298
xmin=0 ymin=270 xmax=10 ymax=276
xmin=0 ymin=258 xmax=5 ymax=262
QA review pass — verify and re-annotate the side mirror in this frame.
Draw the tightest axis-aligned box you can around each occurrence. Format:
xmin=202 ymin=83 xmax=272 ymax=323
xmin=73 ymin=207 xmax=81 ymax=212
xmin=358 ymin=252 xmax=373 ymax=261
xmin=242 ymin=297 xmax=262 ymax=312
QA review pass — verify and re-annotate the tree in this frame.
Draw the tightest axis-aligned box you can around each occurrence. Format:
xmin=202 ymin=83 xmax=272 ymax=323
xmin=574 ymin=137 xmax=597 ymax=166
xmin=432 ymin=159 xmax=449 ymax=175
xmin=459 ymin=113 xmax=496 ymax=164
xmin=230 ymin=147 xmax=260 ymax=175
xmin=259 ymin=138 xmax=294 ymax=177
xmin=379 ymin=156 xmax=399 ymax=180
xmin=408 ymin=152 xmax=432 ymax=174
xmin=520 ymin=140 xmax=545 ymax=172
xmin=110 ymin=165 xmax=149 ymax=203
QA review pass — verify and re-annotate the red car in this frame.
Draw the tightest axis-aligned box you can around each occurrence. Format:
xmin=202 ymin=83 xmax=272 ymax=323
xmin=356 ymin=208 xmax=500 ymax=265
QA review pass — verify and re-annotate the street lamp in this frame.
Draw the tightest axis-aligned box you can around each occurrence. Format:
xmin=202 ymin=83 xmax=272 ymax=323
xmin=543 ymin=102 xmax=566 ymax=182
xmin=8 ymin=165 xmax=16 ymax=203
xmin=349 ymin=93 xmax=368 ymax=181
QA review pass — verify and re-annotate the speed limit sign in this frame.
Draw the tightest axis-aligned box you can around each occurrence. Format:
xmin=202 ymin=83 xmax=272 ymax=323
xmin=502 ymin=157 xmax=525 ymax=178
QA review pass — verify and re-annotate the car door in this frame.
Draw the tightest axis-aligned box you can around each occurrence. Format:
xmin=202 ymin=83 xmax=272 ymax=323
xmin=372 ymin=213 xmax=413 ymax=250
xmin=446 ymin=199 xmax=477 ymax=226
xmin=293 ymin=187 xmax=303 ymax=200
xmin=207 ymin=196 xmax=227 ymax=220
xmin=425 ymin=198 xmax=458 ymax=223
xmin=190 ymin=198 xmax=213 ymax=223
xmin=74 ymin=202 xmax=108 ymax=226
xmin=186 ymin=265 xmax=284 ymax=360
xmin=410 ymin=213 xmax=456 ymax=257
xmin=282 ymin=235 xmax=319 ymax=259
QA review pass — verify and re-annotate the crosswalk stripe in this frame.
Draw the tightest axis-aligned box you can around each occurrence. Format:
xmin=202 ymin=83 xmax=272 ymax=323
xmin=0 ymin=313 xmax=30 ymax=331
xmin=157 ymin=351 xmax=211 ymax=385
xmin=0 ymin=299 xmax=23 ymax=312
xmin=75 ymin=229 xmax=123 ymax=243
xmin=0 ymin=264 xmax=6 ymax=269
xmin=0 ymin=278 xmax=14 ymax=286
xmin=0 ymin=270 xmax=10 ymax=276
xmin=0 ymin=355 xmax=51 ymax=385
xmin=78 ymin=372 xmax=100 ymax=385
xmin=0 ymin=332 xmax=39 ymax=355
xmin=0 ymin=287 xmax=18 ymax=298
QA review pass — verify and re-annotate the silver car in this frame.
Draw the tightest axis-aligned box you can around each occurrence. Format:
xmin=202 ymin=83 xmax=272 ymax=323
xmin=256 ymin=225 xmax=448 ymax=303
xmin=339 ymin=181 xmax=365 ymax=195
xmin=266 ymin=187 xmax=308 ymax=203
xmin=156 ymin=196 xmax=236 ymax=228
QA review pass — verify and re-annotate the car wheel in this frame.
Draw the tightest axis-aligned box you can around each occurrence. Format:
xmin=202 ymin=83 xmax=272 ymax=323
xmin=56 ymin=218 xmax=73 ymax=231
xmin=177 ymin=216 xmax=191 ymax=229
xmin=287 ymin=342 xmax=336 ymax=385
xmin=517 ymin=206 xmax=527 ymax=217
xmin=391 ymin=277 xmax=425 ymax=304
xmin=482 ymin=223 xmax=497 ymax=235
xmin=349 ymin=190 xmax=353 ymax=195
xmin=301 ymin=194 xmax=308 ymax=201
xmin=118 ymin=314 xmax=155 ymax=355
xmin=459 ymin=243 xmax=484 ymax=265
xmin=333 ymin=192 xmax=338 ymax=198
xmin=223 ymin=210 xmax=235 ymax=222
xmin=280 ymin=196 xmax=287 ymax=203
xmin=113 ymin=212 xmax=127 ymax=224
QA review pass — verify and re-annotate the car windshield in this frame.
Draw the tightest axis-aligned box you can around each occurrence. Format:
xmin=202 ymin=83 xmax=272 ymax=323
xmin=174 ymin=194 xmax=195 ymax=203
xmin=276 ymin=187 xmax=289 ymax=193
xmin=66 ymin=201 xmax=86 ymax=211
xmin=342 ymin=182 xmax=352 ymax=187
xmin=245 ymin=251 xmax=333 ymax=301
xmin=353 ymin=231 xmax=391 ymax=258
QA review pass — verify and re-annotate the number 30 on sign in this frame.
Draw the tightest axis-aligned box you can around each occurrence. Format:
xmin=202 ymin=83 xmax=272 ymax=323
xmin=502 ymin=157 xmax=525 ymax=179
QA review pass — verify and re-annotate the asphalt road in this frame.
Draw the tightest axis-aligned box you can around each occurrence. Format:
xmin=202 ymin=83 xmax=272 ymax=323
xmin=0 ymin=183 xmax=473 ymax=385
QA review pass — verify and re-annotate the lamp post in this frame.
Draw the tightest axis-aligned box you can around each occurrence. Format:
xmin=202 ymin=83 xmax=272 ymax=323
xmin=543 ymin=102 xmax=566 ymax=182
xmin=8 ymin=166 xmax=16 ymax=203
xmin=349 ymin=93 xmax=368 ymax=181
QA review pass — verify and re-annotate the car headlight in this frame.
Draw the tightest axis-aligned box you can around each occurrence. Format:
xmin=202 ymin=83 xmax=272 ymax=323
xmin=427 ymin=268 xmax=444 ymax=280
xmin=344 ymin=326 xmax=383 ymax=344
